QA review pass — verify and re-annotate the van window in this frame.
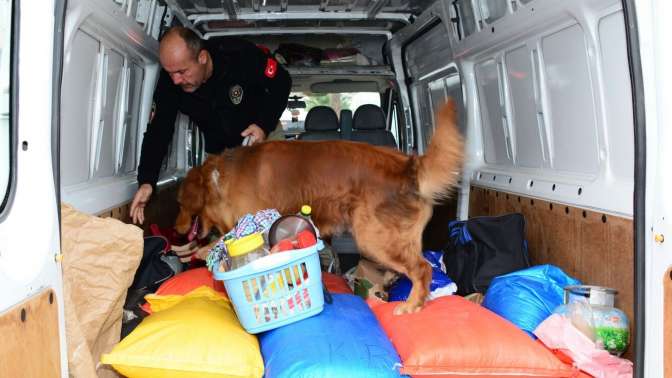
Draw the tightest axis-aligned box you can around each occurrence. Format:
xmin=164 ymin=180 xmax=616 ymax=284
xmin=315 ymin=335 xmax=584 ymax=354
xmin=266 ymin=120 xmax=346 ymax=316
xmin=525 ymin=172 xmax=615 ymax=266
xmin=451 ymin=0 xmax=478 ymax=39
xmin=479 ymin=0 xmax=507 ymax=24
xmin=0 ymin=0 xmax=12 ymax=211
xmin=280 ymin=92 xmax=381 ymax=134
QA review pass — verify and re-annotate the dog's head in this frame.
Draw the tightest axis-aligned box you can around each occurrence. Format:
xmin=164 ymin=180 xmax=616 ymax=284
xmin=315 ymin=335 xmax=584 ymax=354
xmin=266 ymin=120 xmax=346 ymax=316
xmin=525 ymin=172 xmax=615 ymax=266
xmin=176 ymin=165 xmax=214 ymax=238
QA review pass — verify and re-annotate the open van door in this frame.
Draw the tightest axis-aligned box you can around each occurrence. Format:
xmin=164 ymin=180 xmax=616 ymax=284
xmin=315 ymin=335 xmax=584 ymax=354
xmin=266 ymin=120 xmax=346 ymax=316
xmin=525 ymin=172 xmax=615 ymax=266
xmin=0 ymin=0 xmax=68 ymax=376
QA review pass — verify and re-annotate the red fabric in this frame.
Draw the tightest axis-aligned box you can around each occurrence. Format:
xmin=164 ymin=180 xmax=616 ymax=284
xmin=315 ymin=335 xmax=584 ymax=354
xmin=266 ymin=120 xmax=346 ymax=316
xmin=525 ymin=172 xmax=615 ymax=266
xmin=369 ymin=296 xmax=577 ymax=377
xmin=148 ymin=223 xmax=189 ymax=247
xmin=141 ymin=268 xmax=226 ymax=314
xmin=536 ymin=341 xmax=598 ymax=378
xmin=322 ymin=272 xmax=352 ymax=294
xmin=256 ymin=44 xmax=271 ymax=55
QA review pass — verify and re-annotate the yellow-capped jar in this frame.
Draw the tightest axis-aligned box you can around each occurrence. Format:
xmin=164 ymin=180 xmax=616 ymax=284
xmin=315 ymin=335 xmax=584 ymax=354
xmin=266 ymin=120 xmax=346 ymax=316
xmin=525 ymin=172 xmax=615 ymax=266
xmin=227 ymin=232 xmax=268 ymax=270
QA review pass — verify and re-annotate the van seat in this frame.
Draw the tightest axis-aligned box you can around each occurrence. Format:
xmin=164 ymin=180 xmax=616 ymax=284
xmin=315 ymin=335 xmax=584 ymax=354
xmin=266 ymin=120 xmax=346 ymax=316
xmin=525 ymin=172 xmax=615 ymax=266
xmin=351 ymin=104 xmax=396 ymax=148
xmin=297 ymin=106 xmax=340 ymax=141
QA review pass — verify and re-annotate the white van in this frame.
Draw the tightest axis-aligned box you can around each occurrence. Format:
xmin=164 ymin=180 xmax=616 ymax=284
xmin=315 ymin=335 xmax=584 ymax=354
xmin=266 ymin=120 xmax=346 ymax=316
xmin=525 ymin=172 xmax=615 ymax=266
xmin=0 ymin=0 xmax=668 ymax=376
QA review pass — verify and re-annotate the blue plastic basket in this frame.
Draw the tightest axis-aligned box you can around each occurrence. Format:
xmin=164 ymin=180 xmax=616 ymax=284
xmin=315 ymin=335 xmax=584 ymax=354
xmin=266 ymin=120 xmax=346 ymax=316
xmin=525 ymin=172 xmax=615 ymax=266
xmin=213 ymin=244 xmax=324 ymax=334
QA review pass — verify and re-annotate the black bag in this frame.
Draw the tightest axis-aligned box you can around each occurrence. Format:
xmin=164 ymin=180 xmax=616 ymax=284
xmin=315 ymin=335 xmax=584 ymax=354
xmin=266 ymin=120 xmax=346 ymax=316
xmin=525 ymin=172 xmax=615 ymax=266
xmin=121 ymin=236 xmax=185 ymax=338
xmin=443 ymin=213 xmax=530 ymax=296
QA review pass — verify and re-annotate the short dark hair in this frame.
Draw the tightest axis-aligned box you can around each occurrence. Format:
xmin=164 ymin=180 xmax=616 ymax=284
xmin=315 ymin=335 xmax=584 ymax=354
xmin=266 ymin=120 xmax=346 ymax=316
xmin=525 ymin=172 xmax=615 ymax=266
xmin=164 ymin=26 xmax=203 ymax=58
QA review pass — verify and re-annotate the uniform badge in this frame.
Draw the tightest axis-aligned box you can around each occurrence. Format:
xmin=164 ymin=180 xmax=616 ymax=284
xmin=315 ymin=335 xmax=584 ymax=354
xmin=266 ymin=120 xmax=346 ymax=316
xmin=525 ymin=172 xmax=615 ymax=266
xmin=229 ymin=84 xmax=244 ymax=105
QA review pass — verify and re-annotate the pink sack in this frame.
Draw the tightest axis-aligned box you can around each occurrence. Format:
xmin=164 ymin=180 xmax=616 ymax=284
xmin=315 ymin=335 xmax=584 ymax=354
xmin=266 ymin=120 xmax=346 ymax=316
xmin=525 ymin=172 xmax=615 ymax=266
xmin=534 ymin=314 xmax=633 ymax=378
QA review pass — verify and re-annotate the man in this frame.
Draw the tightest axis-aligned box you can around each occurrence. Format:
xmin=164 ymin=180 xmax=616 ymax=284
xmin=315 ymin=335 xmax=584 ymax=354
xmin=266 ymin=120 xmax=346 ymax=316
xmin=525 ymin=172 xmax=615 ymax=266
xmin=130 ymin=26 xmax=292 ymax=224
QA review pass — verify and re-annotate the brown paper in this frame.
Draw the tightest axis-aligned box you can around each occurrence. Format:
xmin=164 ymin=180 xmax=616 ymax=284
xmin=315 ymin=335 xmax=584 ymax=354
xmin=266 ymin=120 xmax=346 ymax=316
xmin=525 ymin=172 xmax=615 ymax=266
xmin=61 ymin=203 xmax=143 ymax=378
xmin=353 ymin=259 xmax=399 ymax=301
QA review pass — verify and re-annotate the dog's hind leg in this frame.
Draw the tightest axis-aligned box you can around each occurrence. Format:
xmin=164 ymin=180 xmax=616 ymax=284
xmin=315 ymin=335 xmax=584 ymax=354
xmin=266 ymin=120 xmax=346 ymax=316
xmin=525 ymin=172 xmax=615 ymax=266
xmin=392 ymin=249 xmax=431 ymax=314
xmin=351 ymin=209 xmax=432 ymax=314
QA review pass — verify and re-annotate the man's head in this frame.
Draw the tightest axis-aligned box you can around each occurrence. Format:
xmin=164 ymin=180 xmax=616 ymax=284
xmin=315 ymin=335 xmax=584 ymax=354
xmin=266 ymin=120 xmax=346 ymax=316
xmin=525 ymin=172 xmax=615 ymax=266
xmin=159 ymin=27 xmax=211 ymax=93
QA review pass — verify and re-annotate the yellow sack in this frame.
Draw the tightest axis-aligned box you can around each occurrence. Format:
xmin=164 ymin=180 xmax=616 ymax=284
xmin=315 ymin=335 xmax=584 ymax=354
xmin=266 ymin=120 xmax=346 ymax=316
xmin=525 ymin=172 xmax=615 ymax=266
xmin=101 ymin=286 xmax=264 ymax=378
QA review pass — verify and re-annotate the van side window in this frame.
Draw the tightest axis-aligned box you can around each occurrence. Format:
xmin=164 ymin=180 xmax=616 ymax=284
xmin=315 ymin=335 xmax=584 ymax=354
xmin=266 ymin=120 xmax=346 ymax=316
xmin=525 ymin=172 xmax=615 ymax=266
xmin=61 ymin=30 xmax=147 ymax=187
xmin=0 ymin=0 xmax=13 ymax=212
xmin=412 ymin=67 xmax=464 ymax=153
xmin=450 ymin=0 xmax=478 ymax=39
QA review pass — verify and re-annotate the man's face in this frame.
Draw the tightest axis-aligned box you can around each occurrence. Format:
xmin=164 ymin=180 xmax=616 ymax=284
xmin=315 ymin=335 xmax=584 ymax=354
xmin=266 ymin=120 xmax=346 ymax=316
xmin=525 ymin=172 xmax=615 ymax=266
xmin=160 ymin=40 xmax=208 ymax=93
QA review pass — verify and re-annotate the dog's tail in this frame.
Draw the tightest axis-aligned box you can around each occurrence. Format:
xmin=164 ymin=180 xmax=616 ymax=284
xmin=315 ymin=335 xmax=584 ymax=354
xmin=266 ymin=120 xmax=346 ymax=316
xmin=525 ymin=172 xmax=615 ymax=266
xmin=417 ymin=99 xmax=464 ymax=202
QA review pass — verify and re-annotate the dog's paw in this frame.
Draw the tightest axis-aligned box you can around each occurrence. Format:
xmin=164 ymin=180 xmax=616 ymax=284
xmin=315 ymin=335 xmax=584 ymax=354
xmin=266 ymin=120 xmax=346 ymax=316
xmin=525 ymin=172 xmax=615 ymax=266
xmin=393 ymin=302 xmax=423 ymax=315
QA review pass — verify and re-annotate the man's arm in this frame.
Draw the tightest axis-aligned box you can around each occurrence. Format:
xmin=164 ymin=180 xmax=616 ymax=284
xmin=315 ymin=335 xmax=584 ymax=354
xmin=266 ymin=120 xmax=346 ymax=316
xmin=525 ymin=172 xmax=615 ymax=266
xmin=132 ymin=71 xmax=179 ymax=224
xmin=137 ymin=71 xmax=179 ymax=188
xmin=254 ymin=58 xmax=292 ymax=136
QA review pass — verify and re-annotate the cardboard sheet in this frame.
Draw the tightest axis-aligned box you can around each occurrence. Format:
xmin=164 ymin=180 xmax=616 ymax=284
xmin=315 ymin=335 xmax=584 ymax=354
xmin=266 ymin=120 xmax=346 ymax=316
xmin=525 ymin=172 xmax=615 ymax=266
xmin=352 ymin=259 xmax=399 ymax=301
xmin=61 ymin=204 xmax=143 ymax=377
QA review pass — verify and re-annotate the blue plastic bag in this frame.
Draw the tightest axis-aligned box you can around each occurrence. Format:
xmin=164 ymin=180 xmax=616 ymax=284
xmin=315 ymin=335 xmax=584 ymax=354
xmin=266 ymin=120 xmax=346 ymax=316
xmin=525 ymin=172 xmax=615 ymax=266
xmin=260 ymin=294 xmax=403 ymax=378
xmin=388 ymin=251 xmax=457 ymax=302
xmin=483 ymin=264 xmax=581 ymax=338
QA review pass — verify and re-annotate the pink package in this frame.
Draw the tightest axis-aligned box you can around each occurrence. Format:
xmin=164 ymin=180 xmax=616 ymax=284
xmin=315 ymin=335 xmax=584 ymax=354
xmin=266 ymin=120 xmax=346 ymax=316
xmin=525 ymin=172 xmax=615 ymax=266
xmin=534 ymin=314 xmax=633 ymax=378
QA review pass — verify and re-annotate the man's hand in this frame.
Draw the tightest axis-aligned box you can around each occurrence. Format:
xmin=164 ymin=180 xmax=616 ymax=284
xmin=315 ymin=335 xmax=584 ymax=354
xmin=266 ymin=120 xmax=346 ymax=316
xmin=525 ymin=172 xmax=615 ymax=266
xmin=241 ymin=124 xmax=266 ymax=145
xmin=130 ymin=184 xmax=153 ymax=225
xmin=172 ymin=241 xmax=200 ymax=263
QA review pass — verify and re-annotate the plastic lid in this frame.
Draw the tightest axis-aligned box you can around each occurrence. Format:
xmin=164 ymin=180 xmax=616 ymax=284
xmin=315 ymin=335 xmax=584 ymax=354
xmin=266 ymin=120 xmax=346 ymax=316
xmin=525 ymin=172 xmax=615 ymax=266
xmin=227 ymin=232 xmax=264 ymax=257
xmin=300 ymin=205 xmax=312 ymax=216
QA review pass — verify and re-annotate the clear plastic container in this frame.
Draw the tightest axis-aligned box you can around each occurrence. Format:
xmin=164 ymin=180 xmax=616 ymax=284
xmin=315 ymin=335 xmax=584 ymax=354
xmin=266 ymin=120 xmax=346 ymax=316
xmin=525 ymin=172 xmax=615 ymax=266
xmin=554 ymin=285 xmax=630 ymax=356
xmin=227 ymin=232 xmax=269 ymax=271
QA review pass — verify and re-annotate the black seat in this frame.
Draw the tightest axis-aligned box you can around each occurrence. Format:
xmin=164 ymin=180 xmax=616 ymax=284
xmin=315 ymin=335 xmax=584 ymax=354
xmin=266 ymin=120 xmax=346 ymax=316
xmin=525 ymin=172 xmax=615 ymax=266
xmin=339 ymin=109 xmax=353 ymax=140
xmin=297 ymin=106 xmax=340 ymax=141
xmin=351 ymin=104 xmax=396 ymax=148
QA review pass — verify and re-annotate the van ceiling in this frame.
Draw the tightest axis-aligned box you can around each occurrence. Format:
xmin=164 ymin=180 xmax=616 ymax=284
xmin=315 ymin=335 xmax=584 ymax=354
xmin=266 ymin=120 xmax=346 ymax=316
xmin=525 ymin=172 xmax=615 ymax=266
xmin=164 ymin=0 xmax=434 ymax=38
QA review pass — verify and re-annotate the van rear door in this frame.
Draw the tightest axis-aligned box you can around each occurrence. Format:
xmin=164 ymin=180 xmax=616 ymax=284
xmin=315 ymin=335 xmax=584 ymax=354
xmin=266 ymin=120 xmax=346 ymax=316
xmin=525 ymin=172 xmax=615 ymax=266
xmin=0 ymin=0 xmax=67 ymax=376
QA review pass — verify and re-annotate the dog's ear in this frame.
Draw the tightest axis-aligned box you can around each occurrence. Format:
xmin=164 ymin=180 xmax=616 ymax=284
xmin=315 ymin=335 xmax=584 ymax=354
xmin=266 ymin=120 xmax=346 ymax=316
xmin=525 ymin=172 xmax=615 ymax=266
xmin=175 ymin=166 xmax=205 ymax=234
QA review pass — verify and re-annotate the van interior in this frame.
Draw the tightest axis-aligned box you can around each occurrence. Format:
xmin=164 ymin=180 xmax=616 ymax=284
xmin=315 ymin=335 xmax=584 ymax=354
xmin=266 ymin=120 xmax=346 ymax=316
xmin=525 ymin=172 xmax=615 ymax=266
xmin=1 ymin=0 xmax=667 ymax=376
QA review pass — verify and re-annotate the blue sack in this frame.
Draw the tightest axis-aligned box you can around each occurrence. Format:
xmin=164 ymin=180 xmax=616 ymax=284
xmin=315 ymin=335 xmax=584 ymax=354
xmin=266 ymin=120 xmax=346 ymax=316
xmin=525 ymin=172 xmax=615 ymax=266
xmin=388 ymin=251 xmax=457 ymax=301
xmin=260 ymin=293 xmax=403 ymax=378
xmin=482 ymin=264 xmax=581 ymax=338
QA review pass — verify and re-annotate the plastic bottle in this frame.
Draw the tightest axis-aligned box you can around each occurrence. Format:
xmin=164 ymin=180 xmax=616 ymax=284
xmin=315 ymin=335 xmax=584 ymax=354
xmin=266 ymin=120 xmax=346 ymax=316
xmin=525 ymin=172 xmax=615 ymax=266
xmin=299 ymin=205 xmax=340 ymax=274
xmin=299 ymin=205 xmax=320 ymax=239
xmin=227 ymin=232 xmax=268 ymax=270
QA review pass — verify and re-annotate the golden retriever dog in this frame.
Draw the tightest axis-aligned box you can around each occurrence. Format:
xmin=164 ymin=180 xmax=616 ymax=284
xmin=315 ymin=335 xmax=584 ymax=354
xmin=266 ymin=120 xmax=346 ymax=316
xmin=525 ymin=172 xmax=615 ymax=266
xmin=175 ymin=101 xmax=463 ymax=314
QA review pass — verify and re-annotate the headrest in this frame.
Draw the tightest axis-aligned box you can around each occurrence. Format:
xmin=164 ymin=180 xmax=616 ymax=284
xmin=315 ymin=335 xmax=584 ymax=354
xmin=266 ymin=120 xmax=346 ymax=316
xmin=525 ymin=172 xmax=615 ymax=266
xmin=353 ymin=104 xmax=386 ymax=130
xmin=304 ymin=106 xmax=339 ymax=131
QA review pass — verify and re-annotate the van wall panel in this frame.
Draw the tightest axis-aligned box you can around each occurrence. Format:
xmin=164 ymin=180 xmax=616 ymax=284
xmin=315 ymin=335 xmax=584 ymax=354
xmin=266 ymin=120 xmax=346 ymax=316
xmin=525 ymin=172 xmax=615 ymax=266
xmin=60 ymin=31 xmax=99 ymax=187
xmin=598 ymin=11 xmax=634 ymax=183
xmin=505 ymin=45 xmax=545 ymax=168
xmin=541 ymin=24 xmax=600 ymax=174
xmin=469 ymin=186 xmax=635 ymax=360
xmin=0 ymin=290 xmax=61 ymax=377
xmin=476 ymin=59 xmax=511 ymax=165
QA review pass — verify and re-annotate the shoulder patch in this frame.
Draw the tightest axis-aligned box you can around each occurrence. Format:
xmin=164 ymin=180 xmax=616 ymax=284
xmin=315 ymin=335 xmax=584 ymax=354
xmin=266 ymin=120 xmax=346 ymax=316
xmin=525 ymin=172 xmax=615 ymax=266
xmin=264 ymin=58 xmax=278 ymax=79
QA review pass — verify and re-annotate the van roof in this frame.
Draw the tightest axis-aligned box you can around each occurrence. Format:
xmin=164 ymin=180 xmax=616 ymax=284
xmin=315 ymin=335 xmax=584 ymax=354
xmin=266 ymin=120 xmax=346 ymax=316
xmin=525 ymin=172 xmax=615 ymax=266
xmin=167 ymin=0 xmax=433 ymax=38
